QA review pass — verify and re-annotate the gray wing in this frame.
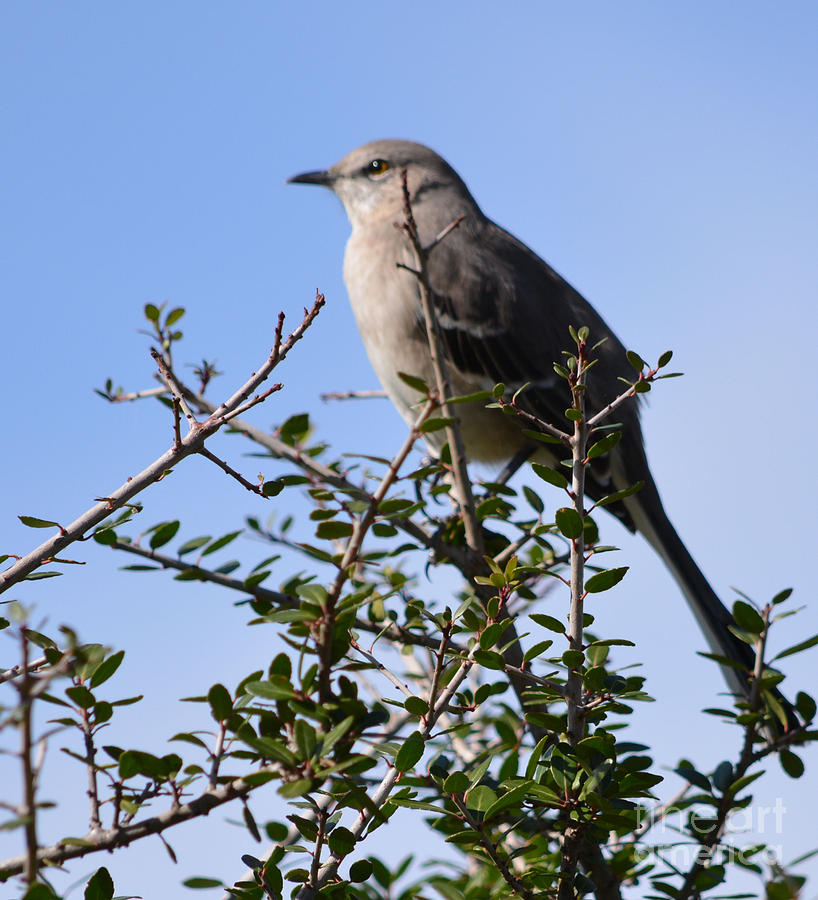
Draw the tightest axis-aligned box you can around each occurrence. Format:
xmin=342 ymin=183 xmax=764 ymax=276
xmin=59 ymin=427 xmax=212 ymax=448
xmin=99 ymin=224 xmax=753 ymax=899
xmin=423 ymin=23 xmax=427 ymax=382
xmin=424 ymin=215 xmax=644 ymax=526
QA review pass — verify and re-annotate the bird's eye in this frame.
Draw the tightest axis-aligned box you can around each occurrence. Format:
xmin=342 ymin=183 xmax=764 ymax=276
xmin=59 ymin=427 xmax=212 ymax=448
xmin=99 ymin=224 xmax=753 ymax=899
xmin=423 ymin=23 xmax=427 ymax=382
xmin=366 ymin=158 xmax=390 ymax=176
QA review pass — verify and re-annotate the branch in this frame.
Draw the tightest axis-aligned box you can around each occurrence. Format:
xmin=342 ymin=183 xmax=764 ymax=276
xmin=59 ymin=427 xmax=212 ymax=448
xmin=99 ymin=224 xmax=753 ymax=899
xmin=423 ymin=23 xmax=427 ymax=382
xmin=0 ymin=764 xmax=282 ymax=878
xmin=0 ymin=657 xmax=48 ymax=687
xmin=320 ymin=389 xmax=388 ymax=402
xmin=397 ymin=169 xmax=482 ymax=556
xmin=450 ymin=795 xmax=536 ymax=900
xmin=297 ymin=649 xmax=476 ymax=897
xmin=0 ymin=298 xmax=324 ymax=592
xmin=559 ymin=336 xmax=591 ymax=900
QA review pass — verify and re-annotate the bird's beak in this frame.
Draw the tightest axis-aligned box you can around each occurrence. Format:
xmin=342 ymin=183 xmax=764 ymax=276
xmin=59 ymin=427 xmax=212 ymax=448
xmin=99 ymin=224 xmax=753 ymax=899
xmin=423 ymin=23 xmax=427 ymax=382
xmin=287 ymin=169 xmax=333 ymax=187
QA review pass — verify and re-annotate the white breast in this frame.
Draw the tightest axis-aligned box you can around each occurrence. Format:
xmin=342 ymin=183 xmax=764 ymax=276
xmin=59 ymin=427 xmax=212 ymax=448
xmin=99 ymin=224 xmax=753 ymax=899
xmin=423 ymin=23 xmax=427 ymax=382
xmin=342 ymin=224 xmax=529 ymax=464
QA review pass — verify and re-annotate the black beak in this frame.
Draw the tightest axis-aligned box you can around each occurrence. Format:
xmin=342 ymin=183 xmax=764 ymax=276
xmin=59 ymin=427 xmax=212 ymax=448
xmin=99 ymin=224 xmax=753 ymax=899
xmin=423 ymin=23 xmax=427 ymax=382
xmin=287 ymin=169 xmax=333 ymax=186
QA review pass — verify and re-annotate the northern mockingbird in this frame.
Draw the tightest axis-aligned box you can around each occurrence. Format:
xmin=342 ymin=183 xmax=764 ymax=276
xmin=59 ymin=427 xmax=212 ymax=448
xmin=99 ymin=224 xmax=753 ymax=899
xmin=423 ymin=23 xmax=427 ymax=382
xmin=289 ymin=139 xmax=786 ymax=712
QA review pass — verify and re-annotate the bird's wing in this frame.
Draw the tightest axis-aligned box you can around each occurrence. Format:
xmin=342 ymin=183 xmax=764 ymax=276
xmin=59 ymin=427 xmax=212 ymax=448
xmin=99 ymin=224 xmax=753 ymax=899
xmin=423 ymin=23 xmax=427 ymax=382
xmin=424 ymin=216 xmax=640 ymax=521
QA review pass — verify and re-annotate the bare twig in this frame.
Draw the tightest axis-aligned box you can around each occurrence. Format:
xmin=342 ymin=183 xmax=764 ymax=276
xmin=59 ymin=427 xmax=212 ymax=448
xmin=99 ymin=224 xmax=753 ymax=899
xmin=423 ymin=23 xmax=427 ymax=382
xmin=0 ymin=298 xmax=324 ymax=592
xmin=398 ymin=169 xmax=482 ymax=556
xmin=110 ymin=385 xmax=168 ymax=402
xmin=197 ymin=446 xmax=266 ymax=496
xmin=349 ymin=638 xmax=414 ymax=699
xmin=0 ymin=657 xmax=48 ymax=686
xmin=19 ymin=631 xmax=38 ymax=885
xmin=0 ymin=763 xmax=283 ymax=877
xmin=317 ymin=397 xmax=436 ymax=701
xmin=297 ymin=649 xmax=477 ymax=897
xmin=320 ymin=389 xmax=388 ymax=402
xmin=676 ymin=603 xmax=780 ymax=900
xmin=209 ymin=722 xmax=227 ymax=788
xmin=450 ymin=795 xmax=536 ymax=900
xmin=559 ymin=336 xmax=590 ymax=900
xmin=79 ymin=704 xmax=103 ymax=834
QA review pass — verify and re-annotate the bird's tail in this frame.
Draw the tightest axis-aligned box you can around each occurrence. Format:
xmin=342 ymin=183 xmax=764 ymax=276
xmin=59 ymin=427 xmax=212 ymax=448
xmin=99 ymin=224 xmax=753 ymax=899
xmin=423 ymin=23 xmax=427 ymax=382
xmin=613 ymin=436 xmax=798 ymax=733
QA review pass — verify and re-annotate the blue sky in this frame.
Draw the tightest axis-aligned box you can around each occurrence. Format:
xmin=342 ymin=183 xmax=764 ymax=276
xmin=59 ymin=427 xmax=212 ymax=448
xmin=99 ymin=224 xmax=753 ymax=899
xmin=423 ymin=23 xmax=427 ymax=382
xmin=2 ymin=2 xmax=817 ymax=897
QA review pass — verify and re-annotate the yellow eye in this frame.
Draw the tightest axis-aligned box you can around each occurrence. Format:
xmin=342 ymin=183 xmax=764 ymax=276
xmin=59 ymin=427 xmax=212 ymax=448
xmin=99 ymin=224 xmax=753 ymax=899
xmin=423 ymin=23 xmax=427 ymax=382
xmin=366 ymin=158 xmax=389 ymax=175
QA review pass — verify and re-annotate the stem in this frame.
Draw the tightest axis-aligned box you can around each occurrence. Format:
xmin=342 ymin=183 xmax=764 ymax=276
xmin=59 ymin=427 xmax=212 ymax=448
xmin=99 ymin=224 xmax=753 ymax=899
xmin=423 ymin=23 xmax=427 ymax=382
xmin=450 ymin=796 xmax=536 ymax=899
xmin=19 ymin=631 xmax=38 ymax=885
xmin=398 ymin=170 xmax=483 ymax=557
xmin=559 ymin=340 xmax=590 ymax=900
xmin=80 ymin=704 xmax=102 ymax=833
xmin=676 ymin=605 xmax=772 ymax=900
xmin=565 ymin=363 xmax=588 ymax=745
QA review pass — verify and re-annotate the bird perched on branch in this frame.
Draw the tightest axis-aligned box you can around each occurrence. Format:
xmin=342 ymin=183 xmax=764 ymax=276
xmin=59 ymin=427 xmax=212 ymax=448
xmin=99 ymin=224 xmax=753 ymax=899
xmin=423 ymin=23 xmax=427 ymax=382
xmin=289 ymin=138 xmax=792 ymax=720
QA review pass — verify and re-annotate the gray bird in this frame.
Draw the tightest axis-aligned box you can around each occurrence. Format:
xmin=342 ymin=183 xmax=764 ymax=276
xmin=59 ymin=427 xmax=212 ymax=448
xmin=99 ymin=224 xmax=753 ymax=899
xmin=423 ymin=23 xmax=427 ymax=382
xmin=288 ymin=138 xmax=782 ymax=711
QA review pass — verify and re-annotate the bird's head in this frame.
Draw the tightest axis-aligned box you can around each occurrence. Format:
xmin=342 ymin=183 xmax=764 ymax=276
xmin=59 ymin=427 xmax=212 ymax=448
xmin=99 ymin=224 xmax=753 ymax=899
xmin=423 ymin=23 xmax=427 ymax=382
xmin=288 ymin=139 xmax=476 ymax=229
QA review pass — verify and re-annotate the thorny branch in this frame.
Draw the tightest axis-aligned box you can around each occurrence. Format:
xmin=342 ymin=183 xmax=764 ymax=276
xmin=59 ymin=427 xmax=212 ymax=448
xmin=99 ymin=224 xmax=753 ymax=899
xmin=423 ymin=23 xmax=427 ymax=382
xmin=0 ymin=295 xmax=324 ymax=592
xmin=397 ymin=169 xmax=482 ymax=557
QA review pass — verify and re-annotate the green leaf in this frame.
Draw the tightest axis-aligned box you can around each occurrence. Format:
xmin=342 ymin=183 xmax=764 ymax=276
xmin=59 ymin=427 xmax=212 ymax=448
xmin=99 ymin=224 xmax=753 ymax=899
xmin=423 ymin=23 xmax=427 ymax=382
xmin=66 ymin=685 xmax=95 ymax=709
xmin=482 ymin=784 xmax=532 ymax=821
xmin=84 ymin=867 xmax=114 ymax=900
xmin=732 ymin=600 xmax=765 ymax=634
xmin=772 ymin=587 xmax=793 ymax=605
xmin=594 ymin=481 xmax=644 ymax=508
xmin=448 ymin=390 xmax=491 ymax=405
xmin=19 ymin=515 xmax=61 ymax=529
xmin=522 ymin=485 xmax=544 ymax=513
xmin=562 ymin=649 xmax=584 ymax=667
xmin=657 ymin=350 xmax=673 ymax=368
xmin=712 ymin=760 xmax=733 ymax=792
xmin=320 ymin=715 xmax=354 ymax=755
xmin=394 ymin=731 xmax=425 ymax=772
xmin=93 ymin=528 xmax=117 ymax=546
xmin=523 ymin=639 xmax=554 ymax=662
xmin=774 ymin=633 xmax=818 ymax=660
xmin=675 ymin=765 xmax=711 ymax=792
xmin=296 ymin=583 xmax=328 ymax=605
xmin=90 ymin=650 xmax=125 ymax=688
xmin=349 ymin=859 xmax=373 ymax=882
xmin=177 ymin=536 xmax=211 ymax=556
xmin=277 ymin=777 xmax=313 ymax=798
xmin=795 ymin=691 xmax=816 ymax=722
xmin=316 ymin=520 xmax=354 ymax=539
xmin=327 ymin=825 xmax=356 ymax=857
xmin=531 ymin=613 xmax=566 ymax=633
xmin=531 ymin=462 xmax=568 ymax=490
xmin=208 ymin=683 xmax=233 ymax=721
xmin=244 ymin=678 xmax=295 ymax=700
xmin=404 ymin=696 xmax=429 ymax=716
xmin=144 ymin=303 xmax=160 ymax=322
xmin=149 ymin=520 xmax=180 ymax=549
xmin=443 ymin=771 xmax=470 ymax=794
xmin=555 ymin=507 xmax=583 ymax=539
xmin=465 ymin=784 xmax=498 ymax=811
xmin=626 ymin=350 xmax=645 ymax=371
xmin=279 ymin=413 xmax=310 ymax=442
xmin=182 ymin=878 xmax=224 ymax=888
xmin=585 ymin=567 xmax=628 ymax=593
xmin=201 ymin=530 xmax=242 ymax=556
xmin=419 ymin=417 xmax=457 ymax=434
xmin=165 ymin=306 xmax=185 ymax=327
xmin=586 ymin=431 xmax=622 ymax=459
xmin=397 ymin=371 xmax=429 ymax=393
xmin=779 ymin=749 xmax=805 ymax=779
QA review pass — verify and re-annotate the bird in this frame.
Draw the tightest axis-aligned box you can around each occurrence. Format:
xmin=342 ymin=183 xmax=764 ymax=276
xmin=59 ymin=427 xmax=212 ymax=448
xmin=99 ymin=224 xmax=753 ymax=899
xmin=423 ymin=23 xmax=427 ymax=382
xmin=288 ymin=138 xmax=790 ymax=719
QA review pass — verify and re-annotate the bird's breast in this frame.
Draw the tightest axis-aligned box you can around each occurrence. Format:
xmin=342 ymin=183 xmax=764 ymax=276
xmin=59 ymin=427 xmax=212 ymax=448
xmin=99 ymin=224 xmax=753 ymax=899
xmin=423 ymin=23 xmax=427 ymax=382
xmin=342 ymin=226 xmax=529 ymax=464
